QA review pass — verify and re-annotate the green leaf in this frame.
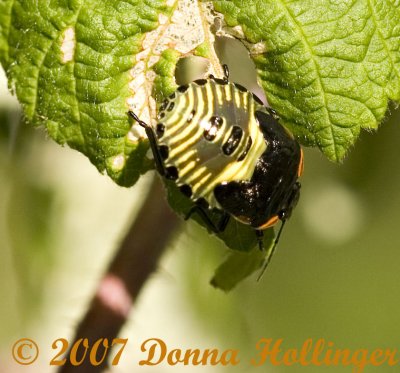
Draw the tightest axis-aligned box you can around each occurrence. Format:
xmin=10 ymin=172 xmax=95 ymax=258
xmin=214 ymin=0 xmax=400 ymax=161
xmin=1 ymin=0 xmax=173 ymax=186
xmin=210 ymin=228 xmax=274 ymax=291
xmin=166 ymin=179 xmax=275 ymax=291
xmin=0 ymin=0 xmax=13 ymax=66
xmin=2 ymin=1 xmax=399 ymax=175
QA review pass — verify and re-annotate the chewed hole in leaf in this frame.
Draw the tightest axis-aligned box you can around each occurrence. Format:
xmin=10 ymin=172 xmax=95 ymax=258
xmin=126 ymin=0 xmax=220 ymax=142
xmin=175 ymin=56 xmax=211 ymax=85
xmin=214 ymin=36 xmax=267 ymax=104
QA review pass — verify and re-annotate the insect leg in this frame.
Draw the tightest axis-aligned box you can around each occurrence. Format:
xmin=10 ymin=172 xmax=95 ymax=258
xmin=217 ymin=212 xmax=231 ymax=232
xmin=209 ymin=64 xmax=229 ymax=82
xmin=255 ymin=230 xmax=264 ymax=251
xmin=257 ymin=220 xmax=287 ymax=281
xmin=222 ymin=64 xmax=229 ymax=83
xmin=128 ymin=111 xmax=165 ymax=176
xmin=185 ymin=206 xmax=230 ymax=233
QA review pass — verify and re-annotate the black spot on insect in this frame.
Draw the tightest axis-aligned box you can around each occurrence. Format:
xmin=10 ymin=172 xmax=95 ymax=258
xmin=158 ymin=145 xmax=169 ymax=160
xmin=157 ymin=112 xmax=166 ymax=120
xmin=234 ymin=83 xmax=247 ymax=92
xmin=187 ymin=110 xmax=196 ymax=123
xmin=159 ymin=99 xmax=169 ymax=112
xmin=214 ymin=78 xmax=228 ymax=85
xmin=204 ymin=131 xmax=215 ymax=142
xmin=222 ymin=126 xmax=243 ymax=155
xmin=196 ymin=197 xmax=209 ymax=209
xmin=167 ymin=101 xmax=175 ymax=111
xmin=169 ymin=92 xmax=176 ymax=99
xmin=237 ymin=136 xmax=253 ymax=161
xmin=178 ymin=85 xmax=189 ymax=93
xmin=203 ymin=116 xmax=224 ymax=142
xmin=194 ymin=79 xmax=207 ymax=86
xmin=156 ymin=123 xmax=165 ymax=138
xmin=180 ymin=184 xmax=193 ymax=198
xmin=210 ymin=116 xmax=223 ymax=127
xmin=165 ymin=166 xmax=179 ymax=180
xmin=252 ymin=94 xmax=264 ymax=106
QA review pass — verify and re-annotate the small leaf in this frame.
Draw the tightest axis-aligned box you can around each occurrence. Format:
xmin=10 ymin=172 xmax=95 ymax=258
xmin=214 ymin=0 xmax=400 ymax=161
xmin=211 ymin=228 xmax=274 ymax=291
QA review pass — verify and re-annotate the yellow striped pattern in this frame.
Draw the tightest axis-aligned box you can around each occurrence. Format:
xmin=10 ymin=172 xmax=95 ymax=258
xmin=158 ymin=80 xmax=267 ymax=208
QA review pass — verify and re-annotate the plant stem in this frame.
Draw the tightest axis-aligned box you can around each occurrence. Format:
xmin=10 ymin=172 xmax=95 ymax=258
xmin=58 ymin=175 xmax=180 ymax=373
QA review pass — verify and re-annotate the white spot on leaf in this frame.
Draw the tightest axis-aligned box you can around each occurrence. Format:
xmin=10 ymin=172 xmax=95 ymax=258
xmin=61 ymin=27 xmax=75 ymax=63
xmin=129 ymin=124 xmax=146 ymax=141
xmin=159 ymin=13 xmax=169 ymax=25
xmin=111 ymin=154 xmax=126 ymax=172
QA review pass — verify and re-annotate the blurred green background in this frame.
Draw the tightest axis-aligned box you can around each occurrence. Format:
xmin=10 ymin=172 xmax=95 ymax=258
xmin=1 ymin=38 xmax=400 ymax=373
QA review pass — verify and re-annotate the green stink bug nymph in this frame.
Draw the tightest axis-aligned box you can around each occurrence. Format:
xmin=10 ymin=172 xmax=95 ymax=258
xmin=129 ymin=65 xmax=303 ymax=276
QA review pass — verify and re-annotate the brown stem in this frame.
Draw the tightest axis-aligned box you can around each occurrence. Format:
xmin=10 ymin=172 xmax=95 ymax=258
xmin=58 ymin=175 xmax=180 ymax=373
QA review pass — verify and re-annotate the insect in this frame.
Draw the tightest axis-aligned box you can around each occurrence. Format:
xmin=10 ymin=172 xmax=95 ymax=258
xmin=129 ymin=65 xmax=303 ymax=276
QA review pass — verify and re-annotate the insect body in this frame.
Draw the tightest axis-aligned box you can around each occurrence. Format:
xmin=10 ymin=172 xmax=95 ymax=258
xmin=129 ymin=66 xmax=303 ymax=273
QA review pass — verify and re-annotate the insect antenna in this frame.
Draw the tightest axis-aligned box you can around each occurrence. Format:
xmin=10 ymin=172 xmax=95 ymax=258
xmin=257 ymin=219 xmax=287 ymax=281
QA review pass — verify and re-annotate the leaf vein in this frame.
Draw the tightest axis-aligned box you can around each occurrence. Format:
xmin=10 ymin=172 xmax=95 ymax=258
xmin=276 ymin=0 xmax=339 ymax=159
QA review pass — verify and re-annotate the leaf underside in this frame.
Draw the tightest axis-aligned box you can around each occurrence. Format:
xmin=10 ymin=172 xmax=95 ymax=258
xmin=214 ymin=0 xmax=400 ymax=161
xmin=2 ymin=1 xmax=398 ymax=183
xmin=0 ymin=0 xmax=173 ymax=186
xmin=210 ymin=246 xmax=269 ymax=292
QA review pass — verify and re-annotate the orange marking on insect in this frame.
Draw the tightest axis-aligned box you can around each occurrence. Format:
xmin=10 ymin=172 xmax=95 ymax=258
xmin=257 ymin=215 xmax=279 ymax=230
xmin=298 ymin=148 xmax=304 ymax=177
